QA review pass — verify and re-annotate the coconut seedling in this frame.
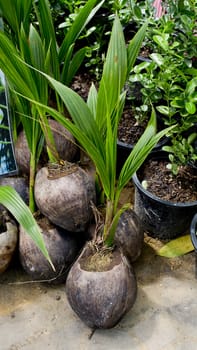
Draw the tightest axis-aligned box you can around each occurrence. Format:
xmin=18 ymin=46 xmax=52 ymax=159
xmin=0 ymin=0 xmax=104 ymax=281
xmin=0 ymin=0 xmax=105 ymax=211
xmin=28 ymin=15 xmax=173 ymax=327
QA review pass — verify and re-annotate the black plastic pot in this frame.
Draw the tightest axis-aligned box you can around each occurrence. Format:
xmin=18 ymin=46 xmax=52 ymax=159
xmin=190 ymin=213 xmax=197 ymax=278
xmin=132 ymin=154 xmax=197 ymax=240
xmin=117 ymin=54 xmax=168 ymax=173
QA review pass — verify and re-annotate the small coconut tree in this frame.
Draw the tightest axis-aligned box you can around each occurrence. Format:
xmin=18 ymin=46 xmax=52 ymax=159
xmin=25 ymin=15 xmax=173 ymax=327
xmin=0 ymin=0 xmax=104 ymax=279
xmin=0 ymin=0 xmax=104 ymax=212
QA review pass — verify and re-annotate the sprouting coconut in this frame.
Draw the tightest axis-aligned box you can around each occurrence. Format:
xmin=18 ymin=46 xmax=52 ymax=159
xmin=29 ymin=15 xmax=170 ymax=329
xmin=115 ymin=209 xmax=144 ymax=263
xmin=66 ymin=243 xmax=137 ymax=328
xmin=15 ymin=121 xmax=78 ymax=176
xmin=48 ymin=119 xmax=78 ymax=162
xmin=19 ymin=214 xmax=82 ymax=283
xmin=0 ymin=211 xmax=18 ymax=274
xmin=15 ymin=130 xmax=31 ymax=175
xmin=34 ymin=162 xmax=96 ymax=232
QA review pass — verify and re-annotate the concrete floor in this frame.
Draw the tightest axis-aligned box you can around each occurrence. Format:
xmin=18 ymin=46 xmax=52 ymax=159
xmin=0 ymin=235 xmax=197 ymax=350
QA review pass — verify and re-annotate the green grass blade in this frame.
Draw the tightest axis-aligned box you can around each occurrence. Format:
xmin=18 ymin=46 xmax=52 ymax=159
xmin=64 ymin=47 xmax=87 ymax=86
xmin=0 ymin=32 xmax=38 ymax=99
xmin=34 ymin=0 xmax=59 ymax=80
xmin=28 ymin=25 xmax=48 ymax=101
xmin=0 ymin=0 xmax=32 ymax=36
xmin=87 ymin=83 xmax=98 ymax=118
xmin=40 ymin=73 xmax=105 ymax=155
xmin=127 ymin=21 xmax=148 ymax=76
xmin=59 ymin=0 xmax=104 ymax=62
xmin=96 ymin=15 xmax=127 ymax=131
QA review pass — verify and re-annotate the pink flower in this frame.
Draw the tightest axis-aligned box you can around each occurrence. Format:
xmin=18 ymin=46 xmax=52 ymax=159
xmin=153 ymin=0 xmax=165 ymax=18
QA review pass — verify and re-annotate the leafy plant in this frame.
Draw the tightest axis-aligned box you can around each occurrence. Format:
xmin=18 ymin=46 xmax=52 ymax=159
xmin=27 ymin=16 xmax=173 ymax=247
xmin=163 ymin=133 xmax=197 ymax=175
xmin=127 ymin=0 xmax=197 ymax=173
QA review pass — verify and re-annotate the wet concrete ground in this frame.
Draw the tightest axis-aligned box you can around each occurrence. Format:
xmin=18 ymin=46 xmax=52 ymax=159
xmin=0 ymin=236 xmax=197 ymax=350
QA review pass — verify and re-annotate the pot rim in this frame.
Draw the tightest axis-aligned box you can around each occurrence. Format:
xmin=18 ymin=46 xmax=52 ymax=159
xmin=132 ymin=172 xmax=197 ymax=208
xmin=190 ymin=213 xmax=197 ymax=248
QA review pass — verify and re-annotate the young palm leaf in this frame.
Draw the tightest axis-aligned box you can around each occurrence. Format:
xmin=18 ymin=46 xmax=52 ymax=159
xmin=0 ymin=186 xmax=54 ymax=269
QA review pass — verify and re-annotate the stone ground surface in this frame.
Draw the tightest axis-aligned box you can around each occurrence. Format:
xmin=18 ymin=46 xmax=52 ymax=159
xmin=0 ymin=234 xmax=197 ymax=350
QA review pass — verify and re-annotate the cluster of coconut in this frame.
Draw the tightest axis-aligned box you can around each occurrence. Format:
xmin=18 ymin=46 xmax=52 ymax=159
xmin=0 ymin=119 xmax=144 ymax=329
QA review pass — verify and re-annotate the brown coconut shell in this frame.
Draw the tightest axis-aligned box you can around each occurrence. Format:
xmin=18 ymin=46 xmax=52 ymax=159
xmin=0 ymin=176 xmax=29 ymax=206
xmin=0 ymin=212 xmax=18 ymax=274
xmin=48 ymin=119 xmax=78 ymax=161
xmin=115 ymin=209 xmax=144 ymax=263
xmin=14 ymin=130 xmax=31 ymax=175
xmin=66 ymin=244 xmax=137 ymax=329
xmin=15 ymin=121 xmax=78 ymax=176
xmin=19 ymin=216 xmax=82 ymax=284
xmin=34 ymin=165 xmax=96 ymax=232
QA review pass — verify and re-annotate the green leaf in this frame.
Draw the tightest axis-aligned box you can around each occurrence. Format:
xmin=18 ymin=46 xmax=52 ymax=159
xmin=157 ymin=235 xmax=194 ymax=257
xmin=133 ymin=5 xmax=142 ymax=18
xmin=34 ymin=0 xmax=59 ymax=80
xmin=185 ymin=101 xmax=196 ymax=114
xmin=87 ymin=83 xmax=98 ymax=118
xmin=186 ymin=77 xmax=197 ymax=96
xmin=65 ymin=47 xmax=87 ymax=86
xmin=150 ymin=53 xmax=164 ymax=66
xmin=0 ymin=186 xmax=54 ymax=268
xmin=96 ymin=15 xmax=127 ymax=131
xmin=153 ymin=34 xmax=169 ymax=51
xmin=127 ymin=21 xmax=148 ymax=76
xmin=133 ymin=61 xmax=151 ymax=73
xmin=0 ymin=31 xmax=38 ymax=99
xmin=156 ymin=105 xmax=170 ymax=115
xmin=59 ymin=0 xmax=104 ymax=63
xmin=0 ymin=0 xmax=32 ymax=36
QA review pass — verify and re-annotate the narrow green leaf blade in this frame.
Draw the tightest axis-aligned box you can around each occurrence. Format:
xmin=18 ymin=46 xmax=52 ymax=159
xmin=127 ymin=21 xmax=148 ymax=76
xmin=34 ymin=0 xmax=59 ymax=79
xmin=65 ymin=47 xmax=87 ymax=86
xmin=0 ymin=186 xmax=54 ymax=268
xmin=59 ymin=0 xmax=104 ymax=62
xmin=96 ymin=15 xmax=127 ymax=131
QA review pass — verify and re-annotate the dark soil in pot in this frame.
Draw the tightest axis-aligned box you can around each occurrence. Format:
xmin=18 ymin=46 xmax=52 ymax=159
xmin=139 ymin=157 xmax=197 ymax=203
xmin=117 ymin=106 xmax=168 ymax=173
xmin=133 ymin=152 xmax=197 ymax=240
xmin=66 ymin=242 xmax=137 ymax=329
